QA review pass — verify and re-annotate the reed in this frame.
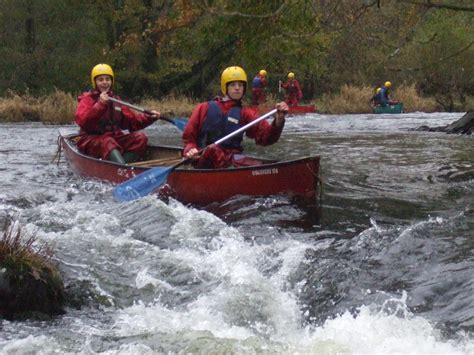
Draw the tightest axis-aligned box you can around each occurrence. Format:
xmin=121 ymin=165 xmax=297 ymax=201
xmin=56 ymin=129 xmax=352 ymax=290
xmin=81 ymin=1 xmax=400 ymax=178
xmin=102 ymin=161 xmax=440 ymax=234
xmin=0 ymin=90 xmax=76 ymax=124
xmin=393 ymin=84 xmax=439 ymax=113
xmin=319 ymin=85 xmax=374 ymax=114
xmin=318 ymin=84 xmax=451 ymax=113
xmin=0 ymin=220 xmax=54 ymax=270
xmin=0 ymin=91 xmax=42 ymax=122
xmin=464 ymin=96 xmax=474 ymax=112
xmin=0 ymin=88 xmax=471 ymax=124
xmin=140 ymin=94 xmax=197 ymax=118
xmin=39 ymin=89 xmax=76 ymax=124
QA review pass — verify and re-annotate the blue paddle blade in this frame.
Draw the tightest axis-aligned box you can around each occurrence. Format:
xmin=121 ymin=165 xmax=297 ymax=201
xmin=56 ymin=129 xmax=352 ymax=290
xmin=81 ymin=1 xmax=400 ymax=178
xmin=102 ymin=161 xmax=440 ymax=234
xmin=172 ymin=117 xmax=188 ymax=131
xmin=112 ymin=166 xmax=173 ymax=202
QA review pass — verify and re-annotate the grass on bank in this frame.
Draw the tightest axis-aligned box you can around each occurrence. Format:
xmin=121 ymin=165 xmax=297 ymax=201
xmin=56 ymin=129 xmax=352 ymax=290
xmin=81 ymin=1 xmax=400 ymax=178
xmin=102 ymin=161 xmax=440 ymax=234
xmin=0 ymin=86 xmax=472 ymax=124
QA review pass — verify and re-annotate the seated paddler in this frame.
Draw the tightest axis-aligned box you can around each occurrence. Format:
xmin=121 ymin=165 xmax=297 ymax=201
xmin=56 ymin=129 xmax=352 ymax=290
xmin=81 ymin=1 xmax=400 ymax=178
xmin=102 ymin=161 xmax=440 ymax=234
xmin=182 ymin=66 xmax=288 ymax=169
xmin=75 ymin=63 xmax=160 ymax=164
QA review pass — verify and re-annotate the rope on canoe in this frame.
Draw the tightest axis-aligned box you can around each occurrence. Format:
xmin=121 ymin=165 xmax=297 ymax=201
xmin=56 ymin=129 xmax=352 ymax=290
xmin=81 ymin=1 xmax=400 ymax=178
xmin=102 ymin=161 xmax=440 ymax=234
xmin=51 ymin=136 xmax=63 ymax=165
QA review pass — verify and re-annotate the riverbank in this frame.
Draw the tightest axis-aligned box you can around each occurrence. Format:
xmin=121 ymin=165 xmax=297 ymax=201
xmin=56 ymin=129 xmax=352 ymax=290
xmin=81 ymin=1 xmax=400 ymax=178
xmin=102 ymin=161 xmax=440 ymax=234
xmin=0 ymin=86 xmax=472 ymax=124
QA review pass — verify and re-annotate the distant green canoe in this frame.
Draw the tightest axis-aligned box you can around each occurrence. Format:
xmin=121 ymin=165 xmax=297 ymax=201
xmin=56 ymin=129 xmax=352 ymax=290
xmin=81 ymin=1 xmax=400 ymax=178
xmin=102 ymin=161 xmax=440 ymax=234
xmin=373 ymin=103 xmax=403 ymax=114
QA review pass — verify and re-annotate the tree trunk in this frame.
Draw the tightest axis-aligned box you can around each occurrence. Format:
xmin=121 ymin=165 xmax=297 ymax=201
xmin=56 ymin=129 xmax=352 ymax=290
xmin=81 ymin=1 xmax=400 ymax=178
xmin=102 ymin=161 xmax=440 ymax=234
xmin=417 ymin=111 xmax=474 ymax=135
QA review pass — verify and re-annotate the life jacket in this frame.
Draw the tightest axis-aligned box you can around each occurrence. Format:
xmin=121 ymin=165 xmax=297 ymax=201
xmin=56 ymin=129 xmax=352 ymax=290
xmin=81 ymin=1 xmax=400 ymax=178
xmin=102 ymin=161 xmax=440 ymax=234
xmin=287 ymin=80 xmax=298 ymax=93
xmin=372 ymin=92 xmax=381 ymax=102
xmin=379 ymin=87 xmax=389 ymax=103
xmin=252 ymin=76 xmax=263 ymax=89
xmin=198 ymin=101 xmax=243 ymax=150
xmin=86 ymin=91 xmax=124 ymax=134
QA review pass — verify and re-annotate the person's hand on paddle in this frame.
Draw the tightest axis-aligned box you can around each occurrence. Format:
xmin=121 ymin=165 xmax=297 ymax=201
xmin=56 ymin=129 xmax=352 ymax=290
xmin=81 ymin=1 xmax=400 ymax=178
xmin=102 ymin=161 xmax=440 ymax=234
xmin=185 ymin=147 xmax=201 ymax=159
xmin=274 ymin=101 xmax=289 ymax=127
xmin=145 ymin=110 xmax=161 ymax=120
xmin=99 ymin=92 xmax=110 ymax=104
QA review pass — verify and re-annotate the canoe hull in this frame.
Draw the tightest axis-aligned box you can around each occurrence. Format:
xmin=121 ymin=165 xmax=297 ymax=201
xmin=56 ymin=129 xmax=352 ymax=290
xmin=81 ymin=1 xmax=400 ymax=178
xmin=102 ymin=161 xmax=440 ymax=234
xmin=373 ymin=103 xmax=404 ymax=114
xmin=60 ymin=135 xmax=321 ymax=205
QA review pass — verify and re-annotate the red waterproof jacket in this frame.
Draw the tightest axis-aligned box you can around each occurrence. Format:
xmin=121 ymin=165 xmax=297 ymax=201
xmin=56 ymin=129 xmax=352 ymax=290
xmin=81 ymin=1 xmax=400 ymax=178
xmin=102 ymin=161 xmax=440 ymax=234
xmin=281 ymin=79 xmax=303 ymax=106
xmin=75 ymin=91 xmax=157 ymax=159
xmin=183 ymin=97 xmax=285 ymax=168
xmin=75 ymin=91 xmax=156 ymax=135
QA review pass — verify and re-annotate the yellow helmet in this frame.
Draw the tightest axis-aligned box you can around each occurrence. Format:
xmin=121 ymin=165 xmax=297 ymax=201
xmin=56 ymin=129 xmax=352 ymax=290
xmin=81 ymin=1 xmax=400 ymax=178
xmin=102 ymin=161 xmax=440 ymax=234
xmin=384 ymin=81 xmax=392 ymax=88
xmin=288 ymin=72 xmax=295 ymax=79
xmin=91 ymin=63 xmax=114 ymax=89
xmin=376 ymin=87 xmax=381 ymax=93
xmin=221 ymin=66 xmax=247 ymax=95
xmin=259 ymin=69 xmax=267 ymax=76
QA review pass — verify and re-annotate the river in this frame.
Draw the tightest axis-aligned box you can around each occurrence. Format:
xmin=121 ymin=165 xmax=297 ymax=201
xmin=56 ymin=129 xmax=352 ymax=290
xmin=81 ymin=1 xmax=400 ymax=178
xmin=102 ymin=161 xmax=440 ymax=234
xmin=0 ymin=112 xmax=473 ymax=354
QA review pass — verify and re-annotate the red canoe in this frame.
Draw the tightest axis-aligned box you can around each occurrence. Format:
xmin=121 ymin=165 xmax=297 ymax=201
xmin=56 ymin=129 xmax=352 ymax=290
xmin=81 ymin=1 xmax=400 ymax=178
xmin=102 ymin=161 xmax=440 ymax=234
xmin=59 ymin=133 xmax=321 ymax=206
xmin=249 ymin=105 xmax=317 ymax=115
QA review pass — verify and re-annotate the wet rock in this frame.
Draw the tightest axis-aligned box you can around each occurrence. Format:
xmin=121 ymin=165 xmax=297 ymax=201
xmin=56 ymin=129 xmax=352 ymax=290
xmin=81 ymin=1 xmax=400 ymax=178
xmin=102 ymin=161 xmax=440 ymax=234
xmin=417 ymin=111 xmax=474 ymax=135
xmin=0 ymin=222 xmax=65 ymax=320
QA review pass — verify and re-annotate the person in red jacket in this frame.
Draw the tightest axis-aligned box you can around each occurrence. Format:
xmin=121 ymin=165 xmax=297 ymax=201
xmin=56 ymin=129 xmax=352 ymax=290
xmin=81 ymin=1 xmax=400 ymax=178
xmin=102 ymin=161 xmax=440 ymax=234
xmin=280 ymin=72 xmax=303 ymax=106
xmin=251 ymin=69 xmax=268 ymax=105
xmin=75 ymin=63 xmax=160 ymax=164
xmin=183 ymin=66 xmax=288 ymax=169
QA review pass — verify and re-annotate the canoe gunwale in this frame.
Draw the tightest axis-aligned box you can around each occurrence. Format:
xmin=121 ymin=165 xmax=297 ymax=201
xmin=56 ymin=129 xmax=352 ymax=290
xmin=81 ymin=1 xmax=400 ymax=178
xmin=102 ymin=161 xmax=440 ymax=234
xmin=59 ymin=133 xmax=315 ymax=173
xmin=59 ymin=132 xmax=321 ymax=205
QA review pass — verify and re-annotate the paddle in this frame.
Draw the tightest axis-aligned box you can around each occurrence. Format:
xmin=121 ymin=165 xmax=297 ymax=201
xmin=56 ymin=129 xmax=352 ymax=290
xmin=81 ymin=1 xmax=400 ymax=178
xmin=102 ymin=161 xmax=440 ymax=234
xmin=112 ymin=108 xmax=279 ymax=202
xmin=108 ymin=97 xmax=188 ymax=131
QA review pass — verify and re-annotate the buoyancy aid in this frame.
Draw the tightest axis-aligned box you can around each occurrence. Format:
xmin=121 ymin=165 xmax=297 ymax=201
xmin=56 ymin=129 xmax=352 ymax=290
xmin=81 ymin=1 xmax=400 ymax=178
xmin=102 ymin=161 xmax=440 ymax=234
xmin=371 ymin=92 xmax=381 ymax=104
xmin=252 ymin=76 xmax=263 ymax=89
xmin=379 ymin=86 xmax=389 ymax=104
xmin=85 ymin=92 xmax=124 ymax=134
xmin=287 ymin=81 xmax=298 ymax=93
xmin=198 ymin=101 xmax=244 ymax=150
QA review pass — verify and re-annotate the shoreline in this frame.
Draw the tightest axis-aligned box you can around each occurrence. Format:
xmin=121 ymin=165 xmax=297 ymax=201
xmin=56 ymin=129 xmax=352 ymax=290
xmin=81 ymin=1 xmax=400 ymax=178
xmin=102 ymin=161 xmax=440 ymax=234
xmin=0 ymin=87 xmax=472 ymax=124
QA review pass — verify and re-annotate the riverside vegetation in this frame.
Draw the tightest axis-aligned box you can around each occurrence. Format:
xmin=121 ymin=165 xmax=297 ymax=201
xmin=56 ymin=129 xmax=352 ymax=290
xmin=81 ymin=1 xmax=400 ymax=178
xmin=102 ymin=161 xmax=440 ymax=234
xmin=1 ymin=86 xmax=472 ymax=125
xmin=1 ymin=1 xmax=472 ymax=117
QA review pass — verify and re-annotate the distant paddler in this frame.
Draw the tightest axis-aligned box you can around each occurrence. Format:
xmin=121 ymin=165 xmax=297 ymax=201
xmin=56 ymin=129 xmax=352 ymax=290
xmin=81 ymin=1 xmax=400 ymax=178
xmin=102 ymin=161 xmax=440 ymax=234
xmin=279 ymin=72 xmax=303 ymax=107
xmin=251 ymin=69 xmax=268 ymax=105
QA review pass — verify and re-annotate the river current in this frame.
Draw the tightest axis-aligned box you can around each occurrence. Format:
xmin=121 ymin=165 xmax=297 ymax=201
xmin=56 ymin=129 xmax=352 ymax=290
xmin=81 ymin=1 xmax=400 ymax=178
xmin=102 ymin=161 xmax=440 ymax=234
xmin=0 ymin=112 xmax=473 ymax=354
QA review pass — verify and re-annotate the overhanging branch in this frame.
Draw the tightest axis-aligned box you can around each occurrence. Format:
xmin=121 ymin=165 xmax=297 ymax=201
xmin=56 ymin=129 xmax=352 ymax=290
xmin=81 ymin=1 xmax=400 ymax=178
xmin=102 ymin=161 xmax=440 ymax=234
xmin=399 ymin=0 xmax=474 ymax=12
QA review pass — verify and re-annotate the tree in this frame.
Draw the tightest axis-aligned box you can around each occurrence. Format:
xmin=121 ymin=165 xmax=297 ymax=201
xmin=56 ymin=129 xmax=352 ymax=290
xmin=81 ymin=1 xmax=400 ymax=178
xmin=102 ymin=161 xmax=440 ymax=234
xmin=0 ymin=0 xmax=108 ymax=95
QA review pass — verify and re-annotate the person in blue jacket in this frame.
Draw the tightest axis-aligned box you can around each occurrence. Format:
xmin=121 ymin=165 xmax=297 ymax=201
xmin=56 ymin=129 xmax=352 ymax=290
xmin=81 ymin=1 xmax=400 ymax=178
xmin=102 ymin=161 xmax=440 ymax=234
xmin=379 ymin=81 xmax=399 ymax=106
xmin=251 ymin=69 xmax=268 ymax=105
xmin=370 ymin=87 xmax=382 ymax=107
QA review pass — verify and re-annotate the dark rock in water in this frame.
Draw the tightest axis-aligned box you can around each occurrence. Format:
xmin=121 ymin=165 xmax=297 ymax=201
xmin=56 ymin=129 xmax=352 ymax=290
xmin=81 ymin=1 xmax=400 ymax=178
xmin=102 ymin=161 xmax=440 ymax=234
xmin=417 ymin=111 xmax=474 ymax=135
xmin=65 ymin=279 xmax=114 ymax=309
xmin=0 ymin=256 xmax=65 ymax=320
xmin=0 ymin=223 xmax=65 ymax=320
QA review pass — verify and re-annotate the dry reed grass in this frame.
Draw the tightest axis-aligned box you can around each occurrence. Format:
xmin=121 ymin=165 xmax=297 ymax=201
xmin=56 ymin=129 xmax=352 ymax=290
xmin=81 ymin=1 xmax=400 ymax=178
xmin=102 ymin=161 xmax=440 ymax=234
xmin=0 ymin=91 xmax=42 ymax=122
xmin=0 ymin=88 xmax=471 ymax=124
xmin=0 ymin=90 xmax=76 ymax=124
xmin=393 ymin=85 xmax=439 ymax=113
xmin=319 ymin=85 xmax=374 ymax=114
xmin=140 ymin=95 xmax=197 ymax=118
xmin=318 ymin=84 xmax=448 ymax=113
xmin=464 ymin=96 xmax=474 ymax=112
xmin=0 ymin=220 xmax=54 ymax=271
xmin=39 ymin=90 xmax=76 ymax=124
